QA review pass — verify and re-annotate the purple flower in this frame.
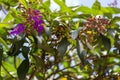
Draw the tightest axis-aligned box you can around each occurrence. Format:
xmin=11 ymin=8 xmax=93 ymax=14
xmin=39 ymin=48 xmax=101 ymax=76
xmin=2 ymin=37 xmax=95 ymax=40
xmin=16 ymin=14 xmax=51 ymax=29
xmin=33 ymin=17 xmax=39 ymax=22
xmin=33 ymin=10 xmax=42 ymax=19
xmin=33 ymin=17 xmax=44 ymax=33
xmin=34 ymin=10 xmax=40 ymax=14
xmin=36 ymin=25 xmax=44 ymax=33
xmin=10 ymin=23 xmax=25 ymax=35
xmin=10 ymin=9 xmax=44 ymax=36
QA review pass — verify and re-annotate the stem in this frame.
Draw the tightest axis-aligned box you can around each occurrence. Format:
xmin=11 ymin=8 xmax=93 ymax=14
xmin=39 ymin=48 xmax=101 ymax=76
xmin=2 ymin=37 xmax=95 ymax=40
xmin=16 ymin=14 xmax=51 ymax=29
xmin=42 ymin=50 xmax=45 ymax=80
xmin=14 ymin=56 xmax=17 ymax=69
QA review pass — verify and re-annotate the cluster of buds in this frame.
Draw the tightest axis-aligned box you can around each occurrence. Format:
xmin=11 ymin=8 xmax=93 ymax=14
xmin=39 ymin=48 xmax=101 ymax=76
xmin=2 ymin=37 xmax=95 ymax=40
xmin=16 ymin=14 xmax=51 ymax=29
xmin=52 ymin=26 xmax=66 ymax=40
xmin=79 ymin=16 xmax=109 ymax=42
xmin=85 ymin=16 xmax=109 ymax=34
xmin=10 ymin=8 xmax=44 ymax=35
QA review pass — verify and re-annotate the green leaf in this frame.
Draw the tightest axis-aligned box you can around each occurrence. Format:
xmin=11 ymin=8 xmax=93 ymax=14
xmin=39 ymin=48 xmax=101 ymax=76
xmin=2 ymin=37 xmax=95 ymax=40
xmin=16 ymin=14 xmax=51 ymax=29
xmin=42 ymin=0 xmax=51 ymax=12
xmin=71 ymin=30 xmax=79 ymax=40
xmin=0 ymin=0 xmax=17 ymax=7
xmin=71 ymin=27 xmax=83 ymax=39
xmin=3 ymin=10 xmax=13 ymax=23
xmin=54 ymin=0 xmax=71 ymax=13
xmin=45 ymin=27 xmax=51 ymax=36
xmin=0 ymin=37 xmax=8 ymax=50
xmin=107 ymin=28 xmax=116 ymax=37
xmin=101 ymin=7 xmax=120 ymax=14
xmin=7 ymin=37 xmax=25 ymax=56
xmin=77 ymin=14 xmax=91 ymax=19
xmin=22 ymin=46 xmax=30 ymax=59
xmin=57 ymin=37 xmax=70 ymax=57
xmin=92 ymin=0 xmax=101 ymax=10
xmin=76 ymin=39 xmax=86 ymax=65
xmin=0 ymin=76 xmax=3 ymax=80
xmin=32 ymin=55 xmax=44 ymax=70
xmin=0 ymin=23 xmax=12 ymax=28
xmin=76 ymin=2 xmax=102 ymax=15
xmin=2 ymin=61 xmax=16 ymax=72
xmin=110 ymin=17 xmax=120 ymax=25
xmin=19 ymin=0 xmax=28 ymax=9
xmin=101 ymin=34 xmax=111 ymax=53
xmin=15 ymin=58 xmax=22 ymax=69
xmin=75 ymin=6 xmax=91 ymax=14
xmin=103 ymin=13 xmax=112 ymax=19
xmin=10 ymin=8 xmax=23 ymax=23
xmin=0 ymin=5 xmax=2 ymax=10
xmin=63 ymin=61 xmax=69 ymax=68
xmin=8 ymin=0 xmax=18 ymax=6
xmin=43 ymin=0 xmax=50 ymax=8
xmin=17 ymin=59 xmax=29 ymax=80
xmin=39 ymin=45 xmax=54 ymax=53
xmin=91 ymin=0 xmax=102 ymax=15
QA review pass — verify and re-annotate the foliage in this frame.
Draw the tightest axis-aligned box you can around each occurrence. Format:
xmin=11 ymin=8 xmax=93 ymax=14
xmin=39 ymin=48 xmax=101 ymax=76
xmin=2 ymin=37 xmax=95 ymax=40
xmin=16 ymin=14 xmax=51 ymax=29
xmin=0 ymin=0 xmax=120 ymax=80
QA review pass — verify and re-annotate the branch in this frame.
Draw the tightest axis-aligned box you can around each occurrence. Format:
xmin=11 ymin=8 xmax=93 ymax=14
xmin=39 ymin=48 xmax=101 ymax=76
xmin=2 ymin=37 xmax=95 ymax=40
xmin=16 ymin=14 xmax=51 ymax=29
xmin=45 ymin=63 xmax=82 ymax=80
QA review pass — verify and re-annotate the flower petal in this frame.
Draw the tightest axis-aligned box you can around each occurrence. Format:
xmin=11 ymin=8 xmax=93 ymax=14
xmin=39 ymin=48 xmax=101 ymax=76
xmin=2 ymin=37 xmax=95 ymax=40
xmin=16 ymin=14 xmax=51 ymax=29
xmin=10 ymin=23 xmax=25 ymax=35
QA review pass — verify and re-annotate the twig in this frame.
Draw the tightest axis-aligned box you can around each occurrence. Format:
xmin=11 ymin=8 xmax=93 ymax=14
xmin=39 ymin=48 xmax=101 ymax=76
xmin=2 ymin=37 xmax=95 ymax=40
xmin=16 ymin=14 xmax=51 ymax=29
xmin=28 ymin=67 xmax=38 ymax=80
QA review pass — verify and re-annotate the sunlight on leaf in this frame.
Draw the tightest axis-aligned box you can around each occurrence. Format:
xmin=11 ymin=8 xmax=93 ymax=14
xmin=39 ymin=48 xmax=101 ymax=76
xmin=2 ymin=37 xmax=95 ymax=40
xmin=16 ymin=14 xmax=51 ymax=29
xmin=0 ymin=37 xmax=9 ymax=50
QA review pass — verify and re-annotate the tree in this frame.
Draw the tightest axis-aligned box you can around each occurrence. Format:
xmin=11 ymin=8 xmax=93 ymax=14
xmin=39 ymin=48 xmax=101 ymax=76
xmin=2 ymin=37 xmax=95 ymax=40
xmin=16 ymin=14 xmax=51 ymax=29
xmin=0 ymin=0 xmax=120 ymax=80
